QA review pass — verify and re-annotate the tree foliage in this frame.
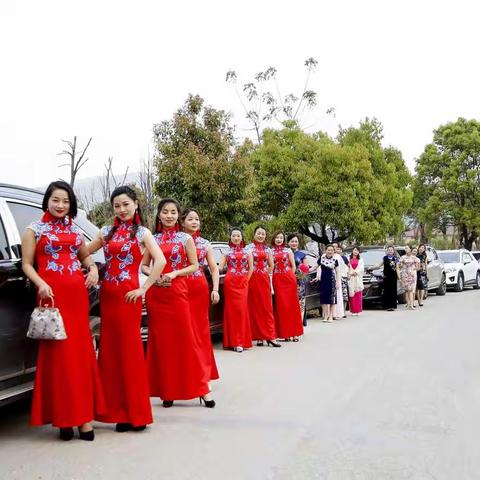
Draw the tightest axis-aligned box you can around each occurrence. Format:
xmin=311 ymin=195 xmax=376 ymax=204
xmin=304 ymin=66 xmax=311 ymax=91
xmin=250 ymin=119 xmax=412 ymax=245
xmin=414 ymin=117 xmax=480 ymax=249
xmin=152 ymin=94 xmax=255 ymax=240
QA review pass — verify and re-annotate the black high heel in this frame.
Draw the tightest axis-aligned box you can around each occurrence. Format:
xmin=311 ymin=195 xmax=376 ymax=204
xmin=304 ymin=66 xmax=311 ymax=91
xmin=78 ymin=428 xmax=95 ymax=441
xmin=59 ymin=427 xmax=74 ymax=441
xmin=163 ymin=400 xmax=174 ymax=408
xmin=266 ymin=340 xmax=281 ymax=348
xmin=199 ymin=396 xmax=216 ymax=408
xmin=115 ymin=423 xmax=132 ymax=432
xmin=256 ymin=340 xmax=264 ymax=347
xmin=131 ymin=425 xmax=147 ymax=432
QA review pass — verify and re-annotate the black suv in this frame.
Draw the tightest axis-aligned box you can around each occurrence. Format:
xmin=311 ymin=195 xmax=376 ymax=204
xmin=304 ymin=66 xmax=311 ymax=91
xmin=345 ymin=246 xmax=407 ymax=305
xmin=0 ymin=184 xmax=104 ymax=406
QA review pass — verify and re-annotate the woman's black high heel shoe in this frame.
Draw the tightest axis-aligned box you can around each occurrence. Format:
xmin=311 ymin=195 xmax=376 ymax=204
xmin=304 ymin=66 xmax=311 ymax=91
xmin=266 ymin=340 xmax=281 ymax=348
xmin=115 ymin=423 xmax=132 ymax=432
xmin=59 ymin=427 xmax=74 ymax=441
xmin=131 ymin=425 xmax=147 ymax=432
xmin=163 ymin=400 xmax=174 ymax=408
xmin=256 ymin=340 xmax=264 ymax=347
xmin=78 ymin=428 xmax=95 ymax=441
xmin=199 ymin=396 xmax=216 ymax=408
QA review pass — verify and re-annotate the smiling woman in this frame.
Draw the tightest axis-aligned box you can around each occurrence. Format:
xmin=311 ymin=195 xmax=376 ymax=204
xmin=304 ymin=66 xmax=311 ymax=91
xmin=87 ymin=185 xmax=166 ymax=432
xmin=21 ymin=180 xmax=105 ymax=441
xmin=142 ymin=198 xmax=215 ymax=408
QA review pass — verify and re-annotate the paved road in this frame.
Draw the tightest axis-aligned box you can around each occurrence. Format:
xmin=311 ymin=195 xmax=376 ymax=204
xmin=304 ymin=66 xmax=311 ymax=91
xmin=1 ymin=290 xmax=480 ymax=480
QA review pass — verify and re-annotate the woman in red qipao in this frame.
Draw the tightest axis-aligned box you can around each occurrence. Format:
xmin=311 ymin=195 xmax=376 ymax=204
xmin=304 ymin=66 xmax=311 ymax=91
xmin=246 ymin=226 xmax=281 ymax=348
xmin=271 ymin=231 xmax=304 ymax=342
xmin=181 ymin=208 xmax=220 ymax=382
xmin=21 ymin=181 xmax=105 ymax=441
xmin=219 ymin=228 xmax=253 ymax=352
xmin=88 ymin=186 xmax=165 ymax=433
xmin=142 ymin=199 xmax=215 ymax=408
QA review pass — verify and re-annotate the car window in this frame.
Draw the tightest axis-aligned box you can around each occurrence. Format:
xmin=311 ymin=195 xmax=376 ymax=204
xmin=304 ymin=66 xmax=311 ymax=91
xmin=211 ymin=245 xmax=230 ymax=265
xmin=303 ymin=253 xmax=318 ymax=270
xmin=0 ymin=215 xmax=11 ymax=260
xmin=473 ymin=253 xmax=480 ymax=261
xmin=7 ymin=201 xmax=43 ymax=235
xmin=8 ymin=201 xmax=97 ymax=242
xmin=438 ymin=251 xmax=460 ymax=263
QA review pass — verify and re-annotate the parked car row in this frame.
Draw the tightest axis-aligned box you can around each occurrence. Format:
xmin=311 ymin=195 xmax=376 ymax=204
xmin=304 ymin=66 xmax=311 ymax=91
xmin=1 ymin=182 xmax=479 ymax=406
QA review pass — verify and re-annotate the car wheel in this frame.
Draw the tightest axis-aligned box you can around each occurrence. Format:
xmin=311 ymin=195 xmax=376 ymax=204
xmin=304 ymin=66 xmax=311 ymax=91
xmin=473 ymin=271 xmax=480 ymax=290
xmin=424 ymin=284 xmax=429 ymax=300
xmin=436 ymin=274 xmax=447 ymax=296
xmin=454 ymin=272 xmax=464 ymax=292
xmin=397 ymin=292 xmax=407 ymax=304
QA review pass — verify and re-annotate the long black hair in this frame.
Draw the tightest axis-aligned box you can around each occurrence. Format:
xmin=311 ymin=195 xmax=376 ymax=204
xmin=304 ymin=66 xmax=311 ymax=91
xmin=105 ymin=186 xmax=142 ymax=242
xmin=155 ymin=198 xmax=182 ymax=233
xmin=42 ymin=180 xmax=78 ymax=218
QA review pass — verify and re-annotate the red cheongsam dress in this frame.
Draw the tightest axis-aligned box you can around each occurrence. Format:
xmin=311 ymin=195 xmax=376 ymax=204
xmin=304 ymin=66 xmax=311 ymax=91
xmin=28 ymin=212 xmax=105 ymax=427
xmin=186 ymin=232 xmax=219 ymax=381
xmin=272 ymin=246 xmax=304 ymax=339
xmin=96 ymin=221 xmax=153 ymax=427
xmin=146 ymin=228 xmax=210 ymax=401
xmin=246 ymin=242 xmax=277 ymax=341
xmin=222 ymin=245 xmax=253 ymax=349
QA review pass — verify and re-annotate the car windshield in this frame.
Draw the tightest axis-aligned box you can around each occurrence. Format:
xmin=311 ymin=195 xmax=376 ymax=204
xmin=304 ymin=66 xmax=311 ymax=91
xmin=359 ymin=250 xmax=387 ymax=266
xmin=438 ymin=251 xmax=460 ymax=263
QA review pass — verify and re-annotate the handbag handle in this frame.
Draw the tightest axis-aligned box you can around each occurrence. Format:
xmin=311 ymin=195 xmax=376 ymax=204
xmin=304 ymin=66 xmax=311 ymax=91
xmin=38 ymin=296 xmax=55 ymax=308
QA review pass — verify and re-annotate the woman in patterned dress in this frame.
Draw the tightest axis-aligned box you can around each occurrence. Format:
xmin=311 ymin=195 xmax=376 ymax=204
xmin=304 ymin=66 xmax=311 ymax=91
xmin=399 ymin=245 xmax=420 ymax=310
xmin=219 ymin=228 xmax=253 ymax=352
xmin=287 ymin=234 xmax=310 ymax=327
xmin=88 ymin=186 xmax=165 ymax=432
xmin=245 ymin=227 xmax=281 ymax=348
xmin=142 ymin=199 xmax=214 ymax=408
xmin=181 ymin=208 xmax=220 ymax=382
xmin=416 ymin=244 xmax=428 ymax=307
xmin=271 ymin=231 xmax=303 ymax=342
xmin=315 ymin=244 xmax=340 ymax=323
xmin=21 ymin=181 xmax=106 ymax=441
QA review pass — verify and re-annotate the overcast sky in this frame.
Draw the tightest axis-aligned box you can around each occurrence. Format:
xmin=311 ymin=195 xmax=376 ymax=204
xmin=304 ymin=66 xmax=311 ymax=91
xmin=1 ymin=0 xmax=479 ymax=188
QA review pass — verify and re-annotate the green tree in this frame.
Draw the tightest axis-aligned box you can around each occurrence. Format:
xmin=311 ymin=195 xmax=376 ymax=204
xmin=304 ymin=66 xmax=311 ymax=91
xmin=152 ymin=94 xmax=256 ymax=240
xmin=414 ymin=118 xmax=480 ymax=249
xmin=250 ymin=119 xmax=412 ymax=245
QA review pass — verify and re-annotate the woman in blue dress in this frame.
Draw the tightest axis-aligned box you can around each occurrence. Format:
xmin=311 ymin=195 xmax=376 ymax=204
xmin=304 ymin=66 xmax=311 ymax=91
xmin=315 ymin=244 xmax=340 ymax=323
xmin=287 ymin=234 xmax=309 ymax=326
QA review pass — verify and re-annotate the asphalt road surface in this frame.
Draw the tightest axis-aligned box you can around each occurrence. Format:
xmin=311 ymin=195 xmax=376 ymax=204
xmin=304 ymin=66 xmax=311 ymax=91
xmin=1 ymin=289 xmax=480 ymax=480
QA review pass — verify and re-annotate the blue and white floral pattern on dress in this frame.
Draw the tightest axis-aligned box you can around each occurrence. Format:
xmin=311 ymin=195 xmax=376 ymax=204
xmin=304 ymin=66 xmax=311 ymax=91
xmin=28 ymin=218 xmax=83 ymax=275
xmin=226 ymin=247 xmax=249 ymax=275
xmin=190 ymin=236 xmax=211 ymax=278
xmin=100 ymin=224 xmax=148 ymax=284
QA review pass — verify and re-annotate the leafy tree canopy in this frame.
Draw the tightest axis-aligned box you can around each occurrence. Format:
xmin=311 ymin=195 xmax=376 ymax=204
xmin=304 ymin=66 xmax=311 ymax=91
xmin=414 ymin=117 xmax=480 ymax=249
xmin=153 ymin=94 xmax=256 ymax=240
xmin=251 ymin=118 xmax=412 ymax=244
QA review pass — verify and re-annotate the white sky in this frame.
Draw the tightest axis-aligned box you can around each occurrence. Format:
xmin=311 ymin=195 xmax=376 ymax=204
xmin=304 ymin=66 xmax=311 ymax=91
xmin=1 ymin=0 xmax=479 ymax=188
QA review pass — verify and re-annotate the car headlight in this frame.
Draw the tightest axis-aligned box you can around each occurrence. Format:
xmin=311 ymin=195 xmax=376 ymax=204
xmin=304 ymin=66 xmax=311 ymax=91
xmin=445 ymin=267 xmax=457 ymax=273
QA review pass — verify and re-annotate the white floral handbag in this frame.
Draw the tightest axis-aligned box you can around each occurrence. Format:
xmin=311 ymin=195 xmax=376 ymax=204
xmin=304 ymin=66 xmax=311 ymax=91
xmin=27 ymin=299 xmax=67 ymax=340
